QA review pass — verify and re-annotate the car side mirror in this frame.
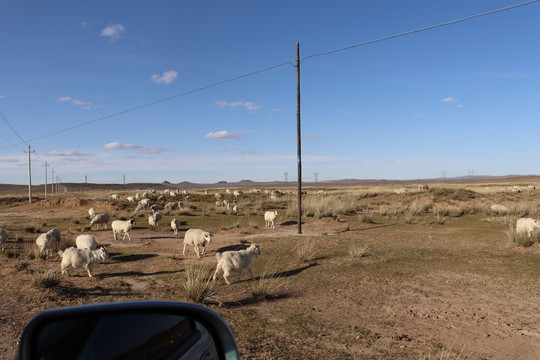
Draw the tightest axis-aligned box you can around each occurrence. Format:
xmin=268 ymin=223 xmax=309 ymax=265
xmin=16 ymin=301 xmax=239 ymax=360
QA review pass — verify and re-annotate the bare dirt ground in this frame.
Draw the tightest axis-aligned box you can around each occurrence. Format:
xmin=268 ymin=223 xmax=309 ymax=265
xmin=1 ymin=185 xmax=540 ymax=359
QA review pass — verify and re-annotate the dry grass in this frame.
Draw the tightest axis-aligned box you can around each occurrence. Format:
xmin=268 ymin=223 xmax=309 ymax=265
xmin=183 ymin=262 xmax=219 ymax=304
xmin=32 ymin=270 xmax=61 ymax=289
xmin=294 ymin=240 xmax=316 ymax=262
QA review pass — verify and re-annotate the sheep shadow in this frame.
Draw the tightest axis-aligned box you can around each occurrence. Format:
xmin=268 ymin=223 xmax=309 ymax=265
xmin=98 ymin=269 xmax=183 ymax=279
xmin=343 ymin=223 xmax=397 ymax=232
xmin=54 ymin=285 xmax=132 ymax=298
xmin=109 ymin=254 xmax=159 ymax=263
xmin=215 ymin=244 xmax=251 ymax=253
xmin=222 ymin=293 xmax=292 ymax=308
xmin=257 ymin=262 xmax=319 ymax=280
xmin=279 ymin=220 xmax=304 ymax=226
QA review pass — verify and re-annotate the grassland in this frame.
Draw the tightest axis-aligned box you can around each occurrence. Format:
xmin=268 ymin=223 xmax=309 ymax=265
xmin=1 ymin=181 xmax=540 ymax=359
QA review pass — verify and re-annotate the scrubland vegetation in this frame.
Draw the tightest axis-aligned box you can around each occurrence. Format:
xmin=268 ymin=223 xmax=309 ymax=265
xmin=1 ymin=181 xmax=540 ymax=359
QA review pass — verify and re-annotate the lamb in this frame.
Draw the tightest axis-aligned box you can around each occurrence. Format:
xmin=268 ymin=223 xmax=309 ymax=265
xmin=516 ymin=218 xmax=540 ymax=237
xmin=112 ymin=219 xmax=136 ymax=241
xmin=171 ymin=218 xmax=181 ymax=235
xmin=59 ymin=246 xmax=109 ymax=277
xmin=264 ymin=211 xmax=279 ymax=229
xmin=88 ymin=207 xmax=96 ymax=218
xmin=75 ymin=234 xmax=97 ymax=250
xmin=36 ymin=229 xmax=61 ymax=254
xmin=90 ymin=213 xmax=110 ymax=230
xmin=0 ymin=229 xmax=7 ymax=251
xmin=183 ymin=229 xmax=212 ymax=258
xmin=213 ymin=243 xmax=261 ymax=285
xmin=148 ymin=212 xmax=162 ymax=231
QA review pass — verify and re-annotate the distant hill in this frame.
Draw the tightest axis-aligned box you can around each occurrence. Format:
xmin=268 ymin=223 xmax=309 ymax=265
xmin=1 ymin=174 xmax=539 ymax=195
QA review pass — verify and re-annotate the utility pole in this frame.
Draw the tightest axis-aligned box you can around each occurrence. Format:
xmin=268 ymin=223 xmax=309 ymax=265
xmin=442 ymin=170 xmax=447 ymax=181
xmin=284 ymin=171 xmax=288 ymax=182
xmin=296 ymin=42 xmax=302 ymax=235
xmin=468 ymin=170 xmax=474 ymax=182
xmin=123 ymin=174 xmax=126 ymax=185
xmin=314 ymin=172 xmax=319 ymax=183
xmin=44 ymin=161 xmax=48 ymax=199
xmin=85 ymin=174 xmax=87 ymax=192
xmin=51 ymin=169 xmax=55 ymax=195
xmin=25 ymin=144 xmax=35 ymax=203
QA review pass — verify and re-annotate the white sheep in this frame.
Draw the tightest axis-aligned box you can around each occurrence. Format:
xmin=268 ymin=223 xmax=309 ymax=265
xmin=148 ymin=212 xmax=162 ymax=231
xmin=112 ymin=219 xmax=136 ymax=241
xmin=213 ymin=243 xmax=261 ymax=285
xmin=0 ymin=229 xmax=7 ymax=251
xmin=164 ymin=202 xmax=179 ymax=211
xmin=264 ymin=211 xmax=279 ymax=229
xmin=75 ymin=234 xmax=97 ymax=250
xmin=88 ymin=207 xmax=96 ymax=218
xmin=183 ymin=229 xmax=212 ymax=258
xmin=394 ymin=188 xmax=409 ymax=194
xmin=90 ymin=213 xmax=110 ymax=230
xmin=490 ymin=204 xmax=508 ymax=215
xmin=126 ymin=196 xmax=136 ymax=203
xmin=139 ymin=199 xmax=151 ymax=208
xmin=214 ymin=193 xmax=222 ymax=199
xmin=317 ymin=190 xmax=326 ymax=196
xmin=232 ymin=204 xmax=239 ymax=215
xmin=233 ymin=190 xmax=243 ymax=197
xmin=526 ymin=185 xmax=536 ymax=191
xmin=171 ymin=219 xmax=181 ymax=235
xmin=110 ymin=194 xmax=120 ymax=200
xmin=36 ymin=229 xmax=61 ymax=254
xmin=516 ymin=218 xmax=540 ymax=237
xmin=59 ymin=246 xmax=109 ymax=277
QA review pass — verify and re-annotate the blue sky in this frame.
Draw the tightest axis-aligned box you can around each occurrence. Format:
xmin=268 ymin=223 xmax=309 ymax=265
xmin=1 ymin=1 xmax=540 ymax=185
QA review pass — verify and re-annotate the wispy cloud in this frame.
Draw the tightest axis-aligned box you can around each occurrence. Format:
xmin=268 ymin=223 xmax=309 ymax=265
xmin=56 ymin=96 xmax=95 ymax=110
xmin=205 ymin=131 xmax=244 ymax=140
xmin=441 ymin=96 xmax=463 ymax=108
xmin=0 ymin=158 xmax=19 ymax=163
xmin=102 ymin=142 xmax=174 ymax=154
xmin=40 ymin=150 xmax=94 ymax=157
xmin=215 ymin=100 xmax=260 ymax=111
xmin=81 ymin=21 xmax=89 ymax=28
xmin=0 ymin=95 xmax=6 ymax=99
xmin=151 ymin=70 xmax=178 ymax=85
xmin=441 ymin=97 xmax=458 ymax=103
xmin=100 ymin=24 xmax=126 ymax=41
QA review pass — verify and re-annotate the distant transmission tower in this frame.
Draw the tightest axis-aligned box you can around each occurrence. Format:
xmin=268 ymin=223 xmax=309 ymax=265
xmin=468 ymin=170 xmax=474 ymax=182
xmin=314 ymin=172 xmax=319 ymax=183
xmin=284 ymin=171 xmax=288 ymax=182
xmin=442 ymin=170 xmax=447 ymax=181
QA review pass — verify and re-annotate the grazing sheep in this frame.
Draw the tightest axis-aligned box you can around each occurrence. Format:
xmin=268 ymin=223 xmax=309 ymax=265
xmin=264 ymin=211 xmax=279 ymax=229
xmin=490 ymin=204 xmax=508 ymax=215
xmin=139 ymin=199 xmax=151 ymax=208
xmin=233 ymin=190 xmax=243 ymax=197
xmin=75 ymin=234 xmax=97 ymax=250
xmin=214 ymin=193 xmax=222 ymax=199
xmin=90 ymin=213 xmax=110 ymax=230
xmin=164 ymin=202 xmax=179 ymax=211
xmin=157 ymin=195 xmax=167 ymax=202
xmin=59 ymin=246 xmax=109 ymax=277
xmin=394 ymin=188 xmax=409 ymax=194
xmin=88 ymin=208 xmax=96 ymax=218
xmin=0 ymin=229 xmax=7 ymax=251
xmin=150 ymin=204 xmax=160 ymax=213
xmin=419 ymin=184 xmax=429 ymax=191
xmin=317 ymin=190 xmax=326 ymax=196
xmin=215 ymin=200 xmax=222 ymax=208
xmin=183 ymin=229 xmax=212 ymax=258
xmin=527 ymin=185 xmax=536 ymax=191
xmin=232 ymin=204 xmax=239 ymax=215
xmin=148 ymin=212 xmax=162 ymax=231
xmin=213 ymin=243 xmax=261 ymax=285
xmin=126 ymin=196 xmax=136 ymax=202
xmin=516 ymin=218 xmax=540 ymax=237
xmin=110 ymin=194 xmax=120 ymax=200
xmin=36 ymin=229 xmax=61 ymax=254
xmin=510 ymin=186 xmax=522 ymax=193
xmin=135 ymin=192 xmax=141 ymax=201
xmin=171 ymin=218 xmax=181 ymax=235
xmin=112 ymin=219 xmax=136 ymax=241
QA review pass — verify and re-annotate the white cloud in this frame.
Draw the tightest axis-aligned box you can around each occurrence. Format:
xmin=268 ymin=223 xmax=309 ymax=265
xmin=102 ymin=142 xmax=174 ymax=154
xmin=100 ymin=24 xmax=126 ymax=41
xmin=0 ymin=95 xmax=6 ymax=99
xmin=81 ymin=21 xmax=89 ymax=28
xmin=215 ymin=101 xmax=260 ymax=111
xmin=441 ymin=97 xmax=458 ymax=103
xmin=56 ymin=96 xmax=95 ymax=109
xmin=205 ymin=131 xmax=245 ymax=140
xmin=151 ymin=70 xmax=178 ymax=85
xmin=40 ymin=150 xmax=94 ymax=157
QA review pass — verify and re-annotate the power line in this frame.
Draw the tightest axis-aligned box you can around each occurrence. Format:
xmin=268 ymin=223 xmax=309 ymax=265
xmin=1 ymin=0 xmax=538 ymax=150
xmin=302 ymin=0 xmax=540 ymax=62
xmin=0 ymin=109 xmax=26 ymax=144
